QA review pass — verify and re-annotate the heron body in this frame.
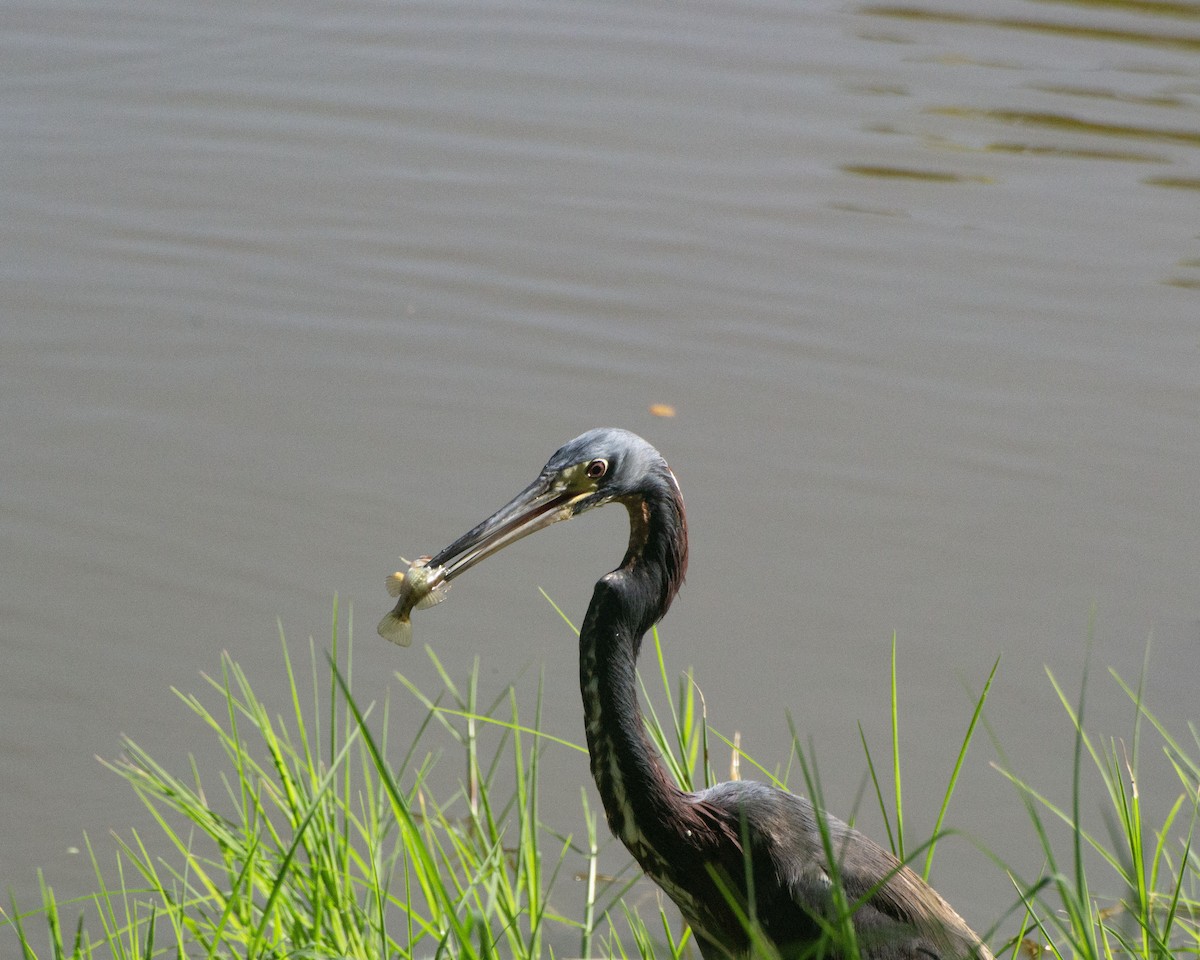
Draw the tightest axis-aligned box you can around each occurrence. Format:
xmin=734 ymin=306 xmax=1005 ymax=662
xmin=388 ymin=428 xmax=991 ymax=960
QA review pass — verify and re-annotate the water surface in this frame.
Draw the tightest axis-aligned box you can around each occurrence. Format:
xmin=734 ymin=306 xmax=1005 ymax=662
xmin=3 ymin=0 xmax=1199 ymax=942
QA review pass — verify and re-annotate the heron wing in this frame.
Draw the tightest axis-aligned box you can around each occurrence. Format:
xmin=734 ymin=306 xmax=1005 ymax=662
xmin=698 ymin=780 xmax=991 ymax=960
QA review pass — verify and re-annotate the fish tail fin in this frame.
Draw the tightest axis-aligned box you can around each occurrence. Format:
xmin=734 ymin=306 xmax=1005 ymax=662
xmin=377 ymin=610 xmax=413 ymax=646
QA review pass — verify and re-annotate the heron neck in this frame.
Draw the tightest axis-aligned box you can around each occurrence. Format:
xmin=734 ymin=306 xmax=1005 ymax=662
xmin=579 ymin=576 xmax=683 ymax=864
xmin=579 ymin=483 xmax=689 ymax=862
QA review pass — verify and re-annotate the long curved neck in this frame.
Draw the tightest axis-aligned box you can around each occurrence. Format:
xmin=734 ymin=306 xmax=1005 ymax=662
xmin=579 ymin=470 xmax=689 ymax=865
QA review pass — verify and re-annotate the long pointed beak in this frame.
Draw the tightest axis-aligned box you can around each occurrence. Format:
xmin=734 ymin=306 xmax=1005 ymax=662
xmin=428 ymin=473 xmax=587 ymax=584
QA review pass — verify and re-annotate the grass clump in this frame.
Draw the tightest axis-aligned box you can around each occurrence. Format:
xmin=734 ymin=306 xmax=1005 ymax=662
xmin=3 ymin=601 xmax=651 ymax=959
xmin=3 ymin=601 xmax=1199 ymax=960
xmin=993 ymin=648 xmax=1200 ymax=960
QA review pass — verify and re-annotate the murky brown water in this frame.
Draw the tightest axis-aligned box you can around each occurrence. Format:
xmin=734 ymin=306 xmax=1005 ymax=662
xmin=4 ymin=0 xmax=1199 ymax=944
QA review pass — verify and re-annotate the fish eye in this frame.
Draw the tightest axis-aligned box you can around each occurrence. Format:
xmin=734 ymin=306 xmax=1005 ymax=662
xmin=585 ymin=458 xmax=609 ymax=479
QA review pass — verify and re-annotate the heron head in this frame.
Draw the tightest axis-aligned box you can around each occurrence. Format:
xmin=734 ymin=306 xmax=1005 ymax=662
xmin=427 ymin=428 xmax=674 ymax=584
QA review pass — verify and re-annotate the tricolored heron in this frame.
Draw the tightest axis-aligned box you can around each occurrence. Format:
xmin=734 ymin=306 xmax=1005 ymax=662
xmin=383 ymin=428 xmax=991 ymax=960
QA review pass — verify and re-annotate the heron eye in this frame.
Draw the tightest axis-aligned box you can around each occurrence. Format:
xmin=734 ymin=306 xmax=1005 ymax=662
xmin=585 ymin=458 xmax=608 ymax=479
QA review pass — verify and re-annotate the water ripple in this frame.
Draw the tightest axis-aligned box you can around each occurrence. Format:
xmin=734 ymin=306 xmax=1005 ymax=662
xmin=862 ymin=4 xmax=1200 ymax=51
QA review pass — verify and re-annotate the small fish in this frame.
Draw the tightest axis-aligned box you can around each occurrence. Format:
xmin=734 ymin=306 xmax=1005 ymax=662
xmin=376 ymin=555 xmax=450 ymax=646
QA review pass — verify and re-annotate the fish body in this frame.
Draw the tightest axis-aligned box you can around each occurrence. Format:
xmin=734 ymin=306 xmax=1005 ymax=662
xmin=377 ymin=555 xmax=449 ymax=645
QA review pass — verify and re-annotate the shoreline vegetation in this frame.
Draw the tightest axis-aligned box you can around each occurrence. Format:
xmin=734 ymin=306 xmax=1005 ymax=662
xmin=4 ymin=598 xmax=1197 ymax=959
